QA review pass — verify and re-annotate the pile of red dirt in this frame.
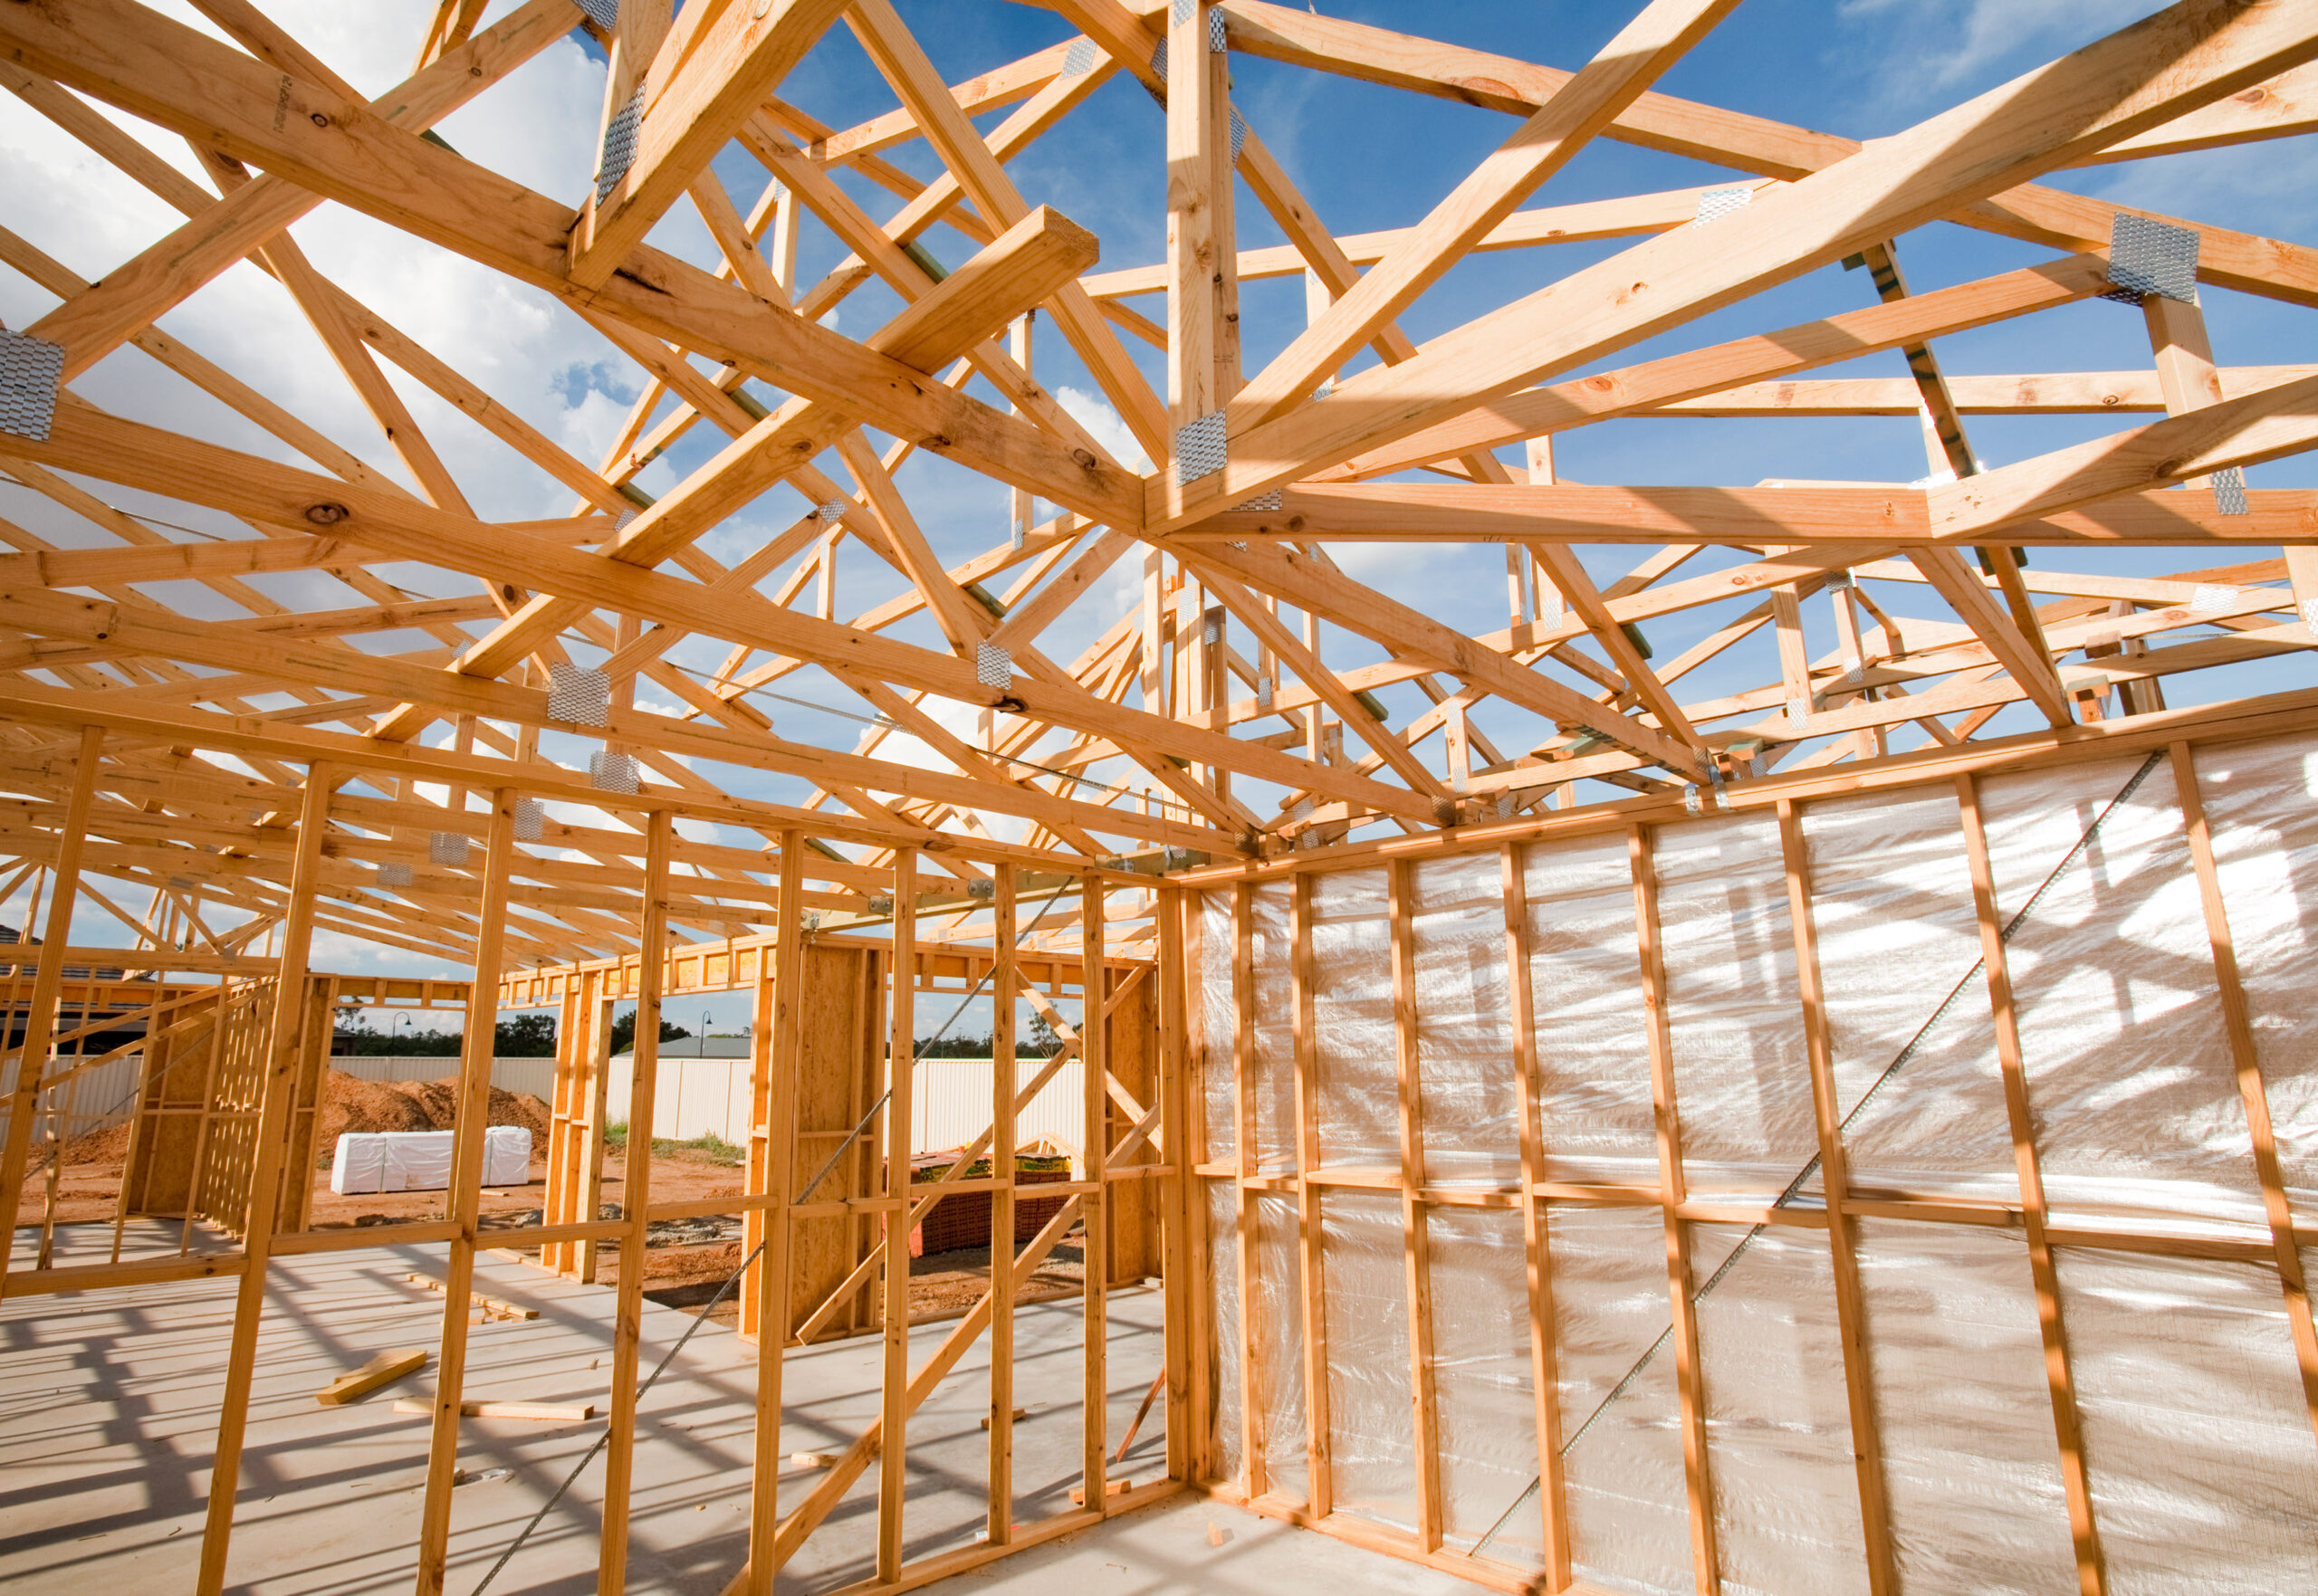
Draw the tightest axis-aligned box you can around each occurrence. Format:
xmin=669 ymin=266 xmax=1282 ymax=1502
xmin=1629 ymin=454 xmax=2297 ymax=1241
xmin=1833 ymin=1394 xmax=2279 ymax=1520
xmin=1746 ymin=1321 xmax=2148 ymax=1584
xmin=56 ymin=1121 xmax=132 ymax=1167
xmin=315 ymin=1069 xmax=552 ymax=1166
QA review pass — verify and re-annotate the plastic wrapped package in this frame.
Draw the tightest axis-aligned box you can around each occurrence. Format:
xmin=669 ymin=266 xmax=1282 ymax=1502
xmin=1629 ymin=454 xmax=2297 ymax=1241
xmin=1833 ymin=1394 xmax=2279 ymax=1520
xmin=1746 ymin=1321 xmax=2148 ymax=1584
xmin=1690 ymin=1224 xmax=1869 ymax=1594
xmin=1424 ymin=1204 xmax=1541 ymax=1565
xmin=1249 ymin=884 xmax=1299 ymax=1175
xmin=1252 ymin=1190 xmax=1309 ymax=1505
xmin=1411 ymin=855 xmax=1521 ymax=1187
xmin=2192 ymin=734 xmax=2318 ymax=1219
xmin=1549 ymin=1204 xmax=1692 ymax=1596
xmin=1204 ymin=1178 xmax=1243 ymax=1486
xmin=1853 ymin=1219 xmax=2076 ymax=1592
xmin=1800 ymin=789 xmax=2017 ymax=1199
xmin=1310 ymin=868 xmax=1398 ymax=1170
xmin=1978 ymin=759 xmax=2263 ymax=1232
xmin=2053 ymin=1247 xmax=2318 ymax=1591
xmin=1523 ymin=835 xmax=1658 ymax=1187
xmin=1652 ymin=814 xmax=1815 ymax=1199
xmin=1320 ymin=1188 xmax=1418 ymax=1532
xmin=1198 ymin=890 xmax=1236 ymax=1164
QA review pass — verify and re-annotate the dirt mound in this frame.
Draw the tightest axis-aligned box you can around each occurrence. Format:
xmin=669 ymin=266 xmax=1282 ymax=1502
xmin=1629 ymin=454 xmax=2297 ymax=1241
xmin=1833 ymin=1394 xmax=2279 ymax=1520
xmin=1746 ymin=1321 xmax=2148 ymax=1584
xmin=315 ymin=1070 xmax=553 ymax=1166
xmin=57 ymin=1121 xmax=132 ymax=1167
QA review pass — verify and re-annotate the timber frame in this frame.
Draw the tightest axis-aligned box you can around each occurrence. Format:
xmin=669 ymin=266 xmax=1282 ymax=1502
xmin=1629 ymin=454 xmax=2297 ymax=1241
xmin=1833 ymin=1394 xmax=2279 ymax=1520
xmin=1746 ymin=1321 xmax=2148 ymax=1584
xmin=4 ymin=0 xmax=2318 ymax=1591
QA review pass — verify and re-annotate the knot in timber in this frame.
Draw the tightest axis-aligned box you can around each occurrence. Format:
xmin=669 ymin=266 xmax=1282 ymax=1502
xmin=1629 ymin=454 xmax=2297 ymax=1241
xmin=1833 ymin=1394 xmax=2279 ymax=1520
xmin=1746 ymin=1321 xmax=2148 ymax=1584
xmin=304 ymin=502 xmax=350 ymax=526
xmin=1071 ymin=448 xmax=1097 ymax=468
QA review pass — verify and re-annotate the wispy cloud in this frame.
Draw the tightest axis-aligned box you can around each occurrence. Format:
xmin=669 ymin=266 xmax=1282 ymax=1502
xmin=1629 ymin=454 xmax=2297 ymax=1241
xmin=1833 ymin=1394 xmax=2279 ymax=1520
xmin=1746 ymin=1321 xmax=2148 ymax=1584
xmin=1830 ymin=0 xmax=2172 ymax=110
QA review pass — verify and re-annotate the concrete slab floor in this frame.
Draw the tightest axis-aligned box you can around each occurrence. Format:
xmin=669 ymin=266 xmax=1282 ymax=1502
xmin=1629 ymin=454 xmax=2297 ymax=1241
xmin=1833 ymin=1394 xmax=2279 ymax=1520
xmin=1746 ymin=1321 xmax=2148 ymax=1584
xmin=910 ymin=1492 xmax=1496 ymax=1594
xmin=0 ymin=1220 xmax=1193 ymax=1594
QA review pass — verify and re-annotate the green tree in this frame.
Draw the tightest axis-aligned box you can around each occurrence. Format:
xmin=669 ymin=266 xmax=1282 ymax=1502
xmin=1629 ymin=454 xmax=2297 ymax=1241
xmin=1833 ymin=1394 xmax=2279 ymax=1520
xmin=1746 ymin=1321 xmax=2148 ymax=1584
xmin=608 ymin=1011 xmax=691 ymax=1055
xmin=493 ymin=1011 xmax=556 ymax=1057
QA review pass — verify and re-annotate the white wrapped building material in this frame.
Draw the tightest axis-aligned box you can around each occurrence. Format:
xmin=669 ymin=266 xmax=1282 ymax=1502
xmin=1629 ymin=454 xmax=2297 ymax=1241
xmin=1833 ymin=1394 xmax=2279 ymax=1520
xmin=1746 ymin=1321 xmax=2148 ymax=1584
xmin=1249 ymin=884 xmax=1299 ymax=1175
xmin=1425 ymin=1204 xmax=1538 ymax=1563
xmin=1198 ymin=892 xmax=1236 ymax=1164
xmin=1204 ymin=1179 xmax=1243 ymax=1486
xmin=1802 ymin=788 xmax=2018 ymax=1198
xmin=1311 ymin=868 xmax=1396 ymax=1168
xmin=1854 ymin=1219 xmax=2077 ymax=1592
xmin=1320 ymin=1189 xmax=1417 ymax=1533
xmin=1550 ymin=1204 xmax=1692 ymax=1594
xmin=1253 ymin=1190 xmax=1308 ymax=1505
xmin=330 ymin=1126 xmax=530 ymax=1194
xmin=1195 ymin=744 xmax=2318 ymax=1592
xmin=1692 ymin=1225 xmax=1869 ymax=1595
xmin=1411 ymin=856 xmax=1519 ymax=1187
xmin=2055 ymin=1247 xmax=2318 ymax=1591
xmin=2193 ymin=733 xmax=2318 ymax=1218
xmin=1980 ymin=757 xmax=2263 ymax=1233
xmin=1652 ymin=813 xmax=1816 ymax=1199
xmin=1523 ymin=835 xmax=1657 ymax=1187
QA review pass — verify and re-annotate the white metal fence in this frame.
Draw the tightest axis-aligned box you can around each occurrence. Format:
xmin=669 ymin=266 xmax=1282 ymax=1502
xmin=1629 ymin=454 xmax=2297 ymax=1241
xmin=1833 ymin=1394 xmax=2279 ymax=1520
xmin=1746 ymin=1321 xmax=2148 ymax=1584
xmin=605 ymin=1054 xmax=1085 ymax=1160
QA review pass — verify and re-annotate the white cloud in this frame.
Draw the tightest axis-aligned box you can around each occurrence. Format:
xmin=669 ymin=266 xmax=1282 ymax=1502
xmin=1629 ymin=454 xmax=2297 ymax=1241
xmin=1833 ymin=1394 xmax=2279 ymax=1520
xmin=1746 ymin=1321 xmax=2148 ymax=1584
xmin=1834 ymin=0 xmax=2171 ymax=100
xmin=1057 ymin=385 xmax=1152 ymax=474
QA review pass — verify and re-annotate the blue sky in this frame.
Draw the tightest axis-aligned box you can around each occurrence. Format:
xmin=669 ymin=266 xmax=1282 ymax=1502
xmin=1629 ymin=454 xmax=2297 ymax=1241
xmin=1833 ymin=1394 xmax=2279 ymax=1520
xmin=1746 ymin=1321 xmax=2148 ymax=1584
xmin=0 ymin=1 xmax=2309 ymax=995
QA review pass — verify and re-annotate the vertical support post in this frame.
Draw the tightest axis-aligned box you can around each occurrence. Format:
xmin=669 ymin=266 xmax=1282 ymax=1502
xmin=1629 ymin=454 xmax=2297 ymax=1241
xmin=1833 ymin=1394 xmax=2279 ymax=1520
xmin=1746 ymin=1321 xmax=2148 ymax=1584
xmin=1231 ymin=880 xmax=1265 ymax=1499
xmin=1776 ymin=800 xmax=1895 ymax=1596
xmin=1629 ymin=823 xmax=1720 ymax=1596
xmin=1289 ymin=872 xmax=1333 ymax=1515
xmin=1010 ymin=314 xmax=1035 ymax=548
xmin=988 ymin=865 xmax=1019 ymax=1543
xmin=542 ymin=970 xmax=586 ymax=1275
xmin=1165 ymin=0 xmax=1220 ymax=435
xmin=1080 ymin=871 xmax=1110 ymax=1511
xmin=1827 ymin=580 xmax=1885 ymax=759
xmin=0 ymin=725 xmax=103 ymax=1274
xmin=599 ymin=809 xmax=671 ymax=1596
xmin=1955 ymin=775 xmax=2105 ymax=1596
xmin=1499 ymin=841 xmax=1568 ymax=1586
xmin=742 ymin=833 xmax=804 ymax=1596
xmin=578 ymin=971 xmax=613 ymax=1283
xmin=768 ymin=178 xmax=800 ymax=294
xmin=415 ymin=787 xmax=521 ymax=1596
xmin=2170 ymin=743 xmax=2318 ymax=1452
xmin=876 ymin=851 xmax=916 ymax=1582
xmin=192 ymin=760 xmax=332 ymax=1596
xmin=1386 ymin=860 xmax=1442 ymax=1549
xmin=1157 ymin=885 xmax=1193 ymax=1485
xmin=1183 ymin=890 xmax=1213 ymax=1480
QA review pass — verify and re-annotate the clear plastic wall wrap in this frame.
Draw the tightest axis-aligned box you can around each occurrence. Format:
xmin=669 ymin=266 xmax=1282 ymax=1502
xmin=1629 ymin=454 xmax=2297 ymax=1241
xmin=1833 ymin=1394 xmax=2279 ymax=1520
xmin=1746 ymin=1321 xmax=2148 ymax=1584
xmin=1249 ymin=884 xmax=1299 ymax=1175
xmin=2055 ymin=1247 xmax=2318 ymax=1591
xmin=1802 ymin=788 xmax=2017 ymax=1198
xmin=1550 ymin=1204 xmax=1691 ymax=1595
xmin=1320 ymin=1188 xmax=1418 ymax=1532
xmin=1204 ymin=1178 xmax=1243 ymax=1486
xmin=2192 ymin=733 xmax=2318 ymax=1219
xmin=1190 ymin=753 xmax=2318 ymax=1589
xmin=1691 ymin=1224 xmax=1869 ymax=1595
xmin=1523 ymin=835 xmax=1658 ymax=1186
xmin=1652 ymin=814 xmax=1816 ymax=1199
xmin=1425 ymin=1203 xmax=1542 ymax=1565
xmin=1412 ymin=855 xmax=1520 ymax=1187
xmin=1853 ymin=1219 xmax=2076 ymax=1592
xmin=1979 ymin=759 xmax=2262 ymax=1232
xmin=1198 ymin=890 xmax=1236 ymax=1164
xmin=1252 ymin=1190 xmax=1309 ymax=1505
xmin=1310 ymin=868 xmax=1397 ymax=1169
